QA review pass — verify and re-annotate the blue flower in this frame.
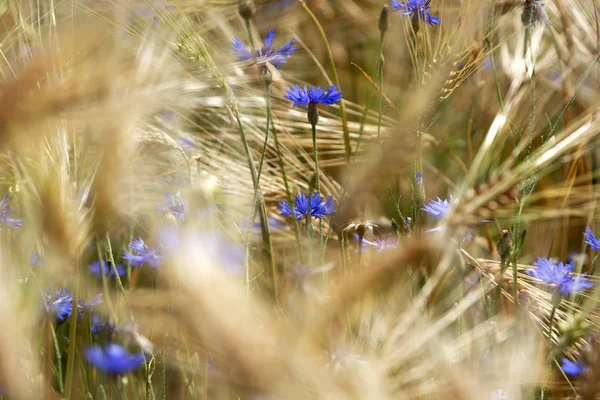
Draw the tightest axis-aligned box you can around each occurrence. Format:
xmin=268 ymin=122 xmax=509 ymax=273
xmin=90 ymin=314 xmax=115 ymax=335
xmin=88 ymin=261 xmax=126 ymax=279
xmin=560 ymin=357 xmax=587 ymax=377
xmin=390 ymin=0 xmax=440 ymax=25
xmin=84 ymin=344 xmax=145 ymax=374
xmin=284 ymin=85 xmax=342 ymax=108
xmin=30 ymin=251 xmax=42 ymax=267
xmin=584 ymin=226 xmax=600 ymax=251
xmin=44 ymin=288 xmax=73 ymax=322
xmin=123 ymin=237 xmax=162 ymax=269
xmin=156 ymin=192 xmax=187 ymax=220
xmin=279 ymin=192 xmax=336 ymax=220
xmin=422 ymin=196 xmax=453 ymax=232
xmin=0 ymin=194 xmax=22 ymax=229
xmin=355 ymin=235 xmax=398 ymax=253
xmin=526 ymin=257 xmax=594 ymax=295
xmin=422 ymin=196 xmax=452 ymax=220
xmin=232 ymin=28 xmax=296 ymax=70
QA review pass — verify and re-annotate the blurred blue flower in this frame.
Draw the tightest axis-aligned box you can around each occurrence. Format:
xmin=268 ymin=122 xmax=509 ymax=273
xmin=90 ymin=314 xmax=115 ymax=335
xmin=284 ymin=85 xmax=342 ymax=108
xmin=422 ymin=196 xmax=453 ymax=232
xmin=156 ymin=192 xmax=187 ymax=220
xmin=422 ymin=196 xmax=451 ymax=220
xmin=88 ymin=261 xmax=126 ymax=279
xmin=232 ymin=28 xmax=296 ymax=70
xmin=44 ymin=288 xmax=73 ymax=322
xmin=0 ymin=194 xmax=21 ymax=229
xmin=123 ymin=237 xmax=162 ymax=269
xmin=30 ymin=251 xmax=42 ymax=268
xmin=390 ymin=0 xmax=440 ymax=25
xmin=84 ymin=344 xmax=145 ymax=374
xmin=178 ymin=136 xmax=197 ymax=148
xmin=355 ymin=235 xmax=398 ymax=253
xmin=584 ymin=226 xmax=600 ymax=251
xmin=279 ymin=192 xmax=336 ymax=220
xmin=560 ymin=357 xmax=587 ymax=377
xmin=526 ymin=257 xmax=594 ymax=295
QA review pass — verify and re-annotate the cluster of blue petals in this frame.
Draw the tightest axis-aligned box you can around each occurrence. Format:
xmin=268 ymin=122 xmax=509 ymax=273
xmin=88 ymin=261 xmax=126 ymax=279
xmin=0 ymin=194 xmax=22 ymax=229
xmin=279 ymin=192 xmax=336 ymax=220
xmin=232 ymin=29 xmax=297 ymax=70
xmin=284 ymin=85 xmax=342 ymax=108
xmin=156 ymin=192 xmax=187 ymax=220
xmin=84 ymin=344 xmax=145 ymax=374
xmin=390 ymin=0 xmax=440 ymax=25
xmin=560 ymin=357 xmax=587 ymax=377
xmin=123 ymin=237 xmax=162 ymax=269
xmin=526 ymin=257 xmax=594 ymax=295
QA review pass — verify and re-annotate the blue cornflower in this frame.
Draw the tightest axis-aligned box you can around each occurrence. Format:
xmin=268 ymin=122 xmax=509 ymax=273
xmin=279 ymin=192 xmax=336 ymax=220
xmin=88 ymin=261 xmax=126 ymax=279
xmin=84 ymin=344 xmax=145 ymax=374
xmin=232 ymin=28 xmax=296 ymax=70
xmin=0 ymin=194 xmax=22 ymax=229
xmin=30 ymin=251 xmax=42 ymax=267
xmin=90 ymin=314 xmax=115 ymax=335
xmin=526 ymin=257 xmax=594 ymax=295
xmin=584 ymin=226 xmax=600 ymax=251
xmin=390 ymin=0 xmax=440 ymax=26
xmin=284 ymin=85 xmax=342 ymax=108
xmin=355 ymin=234 xmax=398 ymax=253
xmin=156 ymin=192 xmax=187 ymax=220
xmin=422 ymin=196 xmax=453 ymax=232
xmin=560 ymin=357 xmax=587 ymax=377
xmin=44 ymin=288 xmax=73 ymax=322
xmin=123 ymin=237 xmax=162 ymax=269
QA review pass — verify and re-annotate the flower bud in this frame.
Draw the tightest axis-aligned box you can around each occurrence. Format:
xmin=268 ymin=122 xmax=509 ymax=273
xmin=379 ymin=5 xmax=390 ymax=35
xmin=238 ymin=0 xmax=254 ymax=21
xmin=258 ymin=64 xmax=272 ymax=86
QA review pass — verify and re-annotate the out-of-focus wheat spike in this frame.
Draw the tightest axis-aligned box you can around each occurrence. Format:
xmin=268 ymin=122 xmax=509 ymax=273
xmin=162 ymin=227 xmax=389 ymax=399
xmin=0 ymin=257 xmax=42 ymax=399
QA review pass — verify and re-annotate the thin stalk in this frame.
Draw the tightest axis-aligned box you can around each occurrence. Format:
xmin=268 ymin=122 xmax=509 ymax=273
xmin=234 ymin=108 xmax=278 ymax=304
xmin=353 ymin=30 xmax=386 ymax=159
xmin=64 ymin=260 xmax=80 ymax=398
xmin=299 ymin=0 xmax=351 ymax=163
xmin=376 ymin=53 xmax=384 ymax=143
xmin=244 ymin=18 xmax=255 ymax=52
xmin=271 ymin=112 xmax=302 ymax=261
xmin=106 ymin=232 xmax=134 ymax=322
xmin=96 ymin=242 xmax=117 ymax=323
xmin=256 ymin=84 xmax=272 ymax=185
xmin=312 ymin=123 xmax=324 ymax=252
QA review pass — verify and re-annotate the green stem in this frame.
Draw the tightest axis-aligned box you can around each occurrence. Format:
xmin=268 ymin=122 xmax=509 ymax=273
xmin=271 ymin=110 xmax=302 ymax=262
xmin=234 ymin=108 xmax=277 ymax=304
xmin=256 ymin=85 xmax=272 ymax=185
xmin=64 ymin=260 xmax=80 ymax=399
xmin=244 ymin=18 xmax=255 ymax=52
xmin=106 ymin=232 xmax=134 ymax=322
xmin=299 ymin=0 xmax=351 ymax=163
